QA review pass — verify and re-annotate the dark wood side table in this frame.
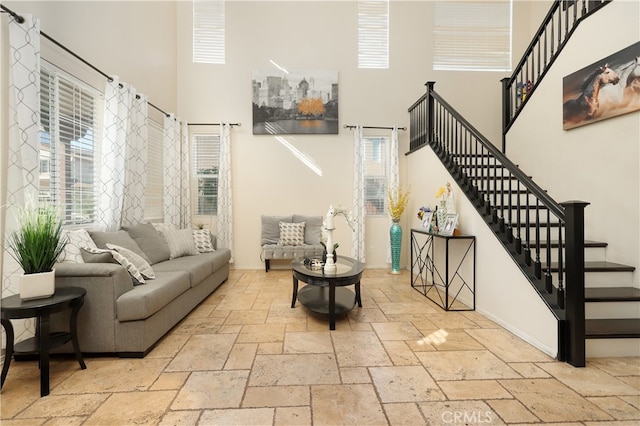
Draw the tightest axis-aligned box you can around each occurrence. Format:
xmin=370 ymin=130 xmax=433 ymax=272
xmin=1 ymin=286 xmax=87 ymax=396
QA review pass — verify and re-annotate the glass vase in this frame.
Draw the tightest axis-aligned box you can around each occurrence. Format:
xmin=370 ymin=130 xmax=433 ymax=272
xmin=390 ymin=219 xmax=402 ymax=274
xmin=437 ymin=200 xmax=447 ymax=233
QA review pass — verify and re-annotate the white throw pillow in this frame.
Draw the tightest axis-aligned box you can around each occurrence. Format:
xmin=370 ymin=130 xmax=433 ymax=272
xmin=106 ymin=243 xmax=156 ymax=279
xmin=157 ymin=228 xmax=200 ymax=259
xmin=82 ymin=246 xmax=146 ymax=285
xmin=278 ymin=222 xmax=306 ymax=246
xmin=59 ymin=229 xmax=97 ymax=263
xmin=192 ymin=229 xmax=215 ymax=253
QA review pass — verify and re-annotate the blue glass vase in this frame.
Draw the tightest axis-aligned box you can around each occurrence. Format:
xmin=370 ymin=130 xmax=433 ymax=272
xmin=390 ymin=219 xmax=402 ymax=274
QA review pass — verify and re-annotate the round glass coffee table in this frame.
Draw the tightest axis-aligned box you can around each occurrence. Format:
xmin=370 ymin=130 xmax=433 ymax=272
xmin=291 ymin=256 xmax=363 ymax=330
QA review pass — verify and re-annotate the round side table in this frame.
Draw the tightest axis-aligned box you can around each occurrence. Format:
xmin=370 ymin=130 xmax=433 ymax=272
xmin=1 ymin=286 xmax=87 ymax=397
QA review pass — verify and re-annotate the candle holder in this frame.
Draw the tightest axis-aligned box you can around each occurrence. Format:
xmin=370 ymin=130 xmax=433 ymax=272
xmin=323 ymin=226 xmax=337 ymax=273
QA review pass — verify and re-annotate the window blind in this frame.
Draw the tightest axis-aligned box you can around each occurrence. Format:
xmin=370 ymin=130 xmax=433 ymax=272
xmin=358 ymin=0 xmax=389 ymax=69
xmin=145 ymin=118 xmax=164 ymax=221
xmin=192 ymin=133 xmax=221 ymax=215
xmin=363 ymin=136 xmax=388 ymax=215
xmin=193 ymin=0 xmax=225 ymax=64
xmin=433 ymin=0 xmax=512 ymax=72
xmin=40 ymin=65 xmax=102 ymax=226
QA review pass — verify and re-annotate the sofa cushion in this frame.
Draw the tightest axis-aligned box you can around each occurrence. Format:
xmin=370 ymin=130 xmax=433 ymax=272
xmin=107 ymin=244 xmax=156 ymax=280
xmin=90 ymin=230 xmax=152 ymax=265
xmin=60 ymin=229 xmax=97 ymax=263
xmin=122 ymin=223 xmax=170 ymax=265
xmin=261 ymin=215 xmax=292 ymax=245
xmin=116 ymin=270 xmax=191 ymax=321
xmin=293 ymin=215 xmax=323 ymax=245
xmin=279 ymin=221 xmax=305 ymax=246
xmin=157 ymin=228 xmax=200 ymax=259
xmin=83 ymin=246 xmax=146 ymax=285
xmin=192 ymin=229 xmax=215 ymax=253
xmin=152 ymin=255 xmax=212 ymax=287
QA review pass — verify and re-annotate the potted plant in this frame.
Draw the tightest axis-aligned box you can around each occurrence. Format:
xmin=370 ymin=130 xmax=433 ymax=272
xmin=6 ymin=202 xmax=67 ymax=300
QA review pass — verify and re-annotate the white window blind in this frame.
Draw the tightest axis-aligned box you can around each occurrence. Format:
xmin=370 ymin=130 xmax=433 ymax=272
xmin=40 ymin=65 xmax=102 ymax=226
xmin=364 ymin=136 xmax=388 ymax=215
xmin=358 ymin=0 xmax=389 ymax=69
xmin=145 ymin=118 xmax=164 ymax=221
xmin=433 ymin=0 xmax=512 ymax=72
xmin=193 ymin=0 xmax=225 ymax=64
xmin=192 ymin=133 xmax=220 ymax=215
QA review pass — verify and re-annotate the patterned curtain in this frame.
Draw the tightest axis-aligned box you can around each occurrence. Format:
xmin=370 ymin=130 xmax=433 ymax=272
xmin=217 ymin=123 xmax=234 ymax=262
xmin=163 ymin=115 xmax=191 ymax=228
xmin=351 ymin=125 xmax=366 ymax=262
xmin=121 ymin=93 xmax=148 ymax=226
xmin=386 ymin=126 xmax=400 ymax=263
xmin=2 ymin=14 xmax=41 ymax=339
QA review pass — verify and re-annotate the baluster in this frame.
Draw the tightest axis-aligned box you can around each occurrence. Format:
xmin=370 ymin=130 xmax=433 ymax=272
xmin=507 ymin=169 xmax=513 ymax=243
xmin=534 ymin=198 xmax=542 ymax=279
xmin=499 ymin=161 xmax=505 ymax=232
xmin=524 ymin=187 xmax=531 ymax=265
xmin=545 ymin=209 xmax=553 ymax=293
xmin=557 ymin=221 xmax=565 ymax=309
xmin=515 ymin=180 xmax=522 ymax=254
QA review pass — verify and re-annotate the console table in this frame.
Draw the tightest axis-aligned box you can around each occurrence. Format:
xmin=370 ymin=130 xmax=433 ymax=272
xmin=1 ymin=287 xmax=87 ymax=396
xmin=410 ymin=228 xmax=476 ymax=311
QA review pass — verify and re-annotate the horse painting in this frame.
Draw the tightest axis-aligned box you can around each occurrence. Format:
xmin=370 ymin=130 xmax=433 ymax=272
xmin=563 ymin=64 xmax=620 ymax=126
xmin=623 ymin=56 xmax=640 ymax=103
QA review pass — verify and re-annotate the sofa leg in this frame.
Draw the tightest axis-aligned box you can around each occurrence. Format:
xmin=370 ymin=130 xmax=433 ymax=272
xmin=265 ymin=259 xmax=270 ymax=272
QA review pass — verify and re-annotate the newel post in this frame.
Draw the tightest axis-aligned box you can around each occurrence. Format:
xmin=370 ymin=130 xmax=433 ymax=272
xmin=560 ymin=200 xmax=589 ymax=367
xmin=500 ymin=77 xmax=510 ymax=154
xmin=426 ymin=81 xmax=435 ymax=145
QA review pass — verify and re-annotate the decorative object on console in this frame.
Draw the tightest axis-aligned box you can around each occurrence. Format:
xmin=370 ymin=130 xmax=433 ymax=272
xmin=387 ymin=185 xmax=410 ymax=274
xmin=435 ymin=182 xmax=455 ymax=234
xmin=440 ymin=213 xmax=459 ymax=237
xmin=322 ymin=205 xmax=355 ymax=274
xmin=6 ymin=200 xmax=68 ymax=300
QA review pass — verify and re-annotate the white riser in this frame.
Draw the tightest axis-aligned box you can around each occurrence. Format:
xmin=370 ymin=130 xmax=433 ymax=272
xmin=586 ymin=338 xmax=640 ymax=358
xmin=530 ymin=247 xmax=606 ymax=263
xmin=585 ymin=271 xmax=634 ymax=287
xmin=586 ymin=302 xmax=640 ymax=319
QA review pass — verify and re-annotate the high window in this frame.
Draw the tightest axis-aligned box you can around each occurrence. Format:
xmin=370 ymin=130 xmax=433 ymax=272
xmin=193 ymin=0 xmax=226 ymax=64
xmin=40 ymin=65 xmax=102 ymax=225
xmin=363 ymin=136 xmax=388 ymax=216
xmin=192 ymin=133 xmax=220 ymax=215
xmin=433 ymin=0 xmax=512 ymax=72
xmin=358 ymin=0 xmax=389 ymax=69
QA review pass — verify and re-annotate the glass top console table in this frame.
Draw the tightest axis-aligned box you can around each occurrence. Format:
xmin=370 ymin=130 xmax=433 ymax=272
xmin=410 ymin=228 xmax=476 ymax=311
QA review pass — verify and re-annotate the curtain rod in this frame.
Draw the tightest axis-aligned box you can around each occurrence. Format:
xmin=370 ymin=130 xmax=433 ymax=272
xmin=188 ymin=123 xmax=241 ymax=127
xmin=2 ymin=3 xmax=170 ymax=118
xmin=344 ymin=125 xmax=407 ymax=131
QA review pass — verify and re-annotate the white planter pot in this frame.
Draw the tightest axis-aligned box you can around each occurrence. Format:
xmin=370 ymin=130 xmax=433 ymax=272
xmin=19 ymin=269 xmax=56 ymax=300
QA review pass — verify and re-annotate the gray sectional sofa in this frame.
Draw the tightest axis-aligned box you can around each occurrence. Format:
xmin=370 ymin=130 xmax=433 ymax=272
xmin=51 ymin=223 xmax=231 ymax=357
xmin=260 ymin=215 xmax=324 ymax=272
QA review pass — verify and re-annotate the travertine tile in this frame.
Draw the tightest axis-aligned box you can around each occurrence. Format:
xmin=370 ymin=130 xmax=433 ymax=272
xmin=283 ymin=331 xmax=332 ymax=354
xmin=538 ymin=361 xmax=639 ymax=397
xmin=150 ymin=371 xmax=190 ymax=390
xmin=466 ymin=328 xmax=553 ymax=362
xmin=509 ymin=362 xmax=552 ymax=378
xmin=381 ymin=340 xmax=421 ymax=365
xmin=312 ymin=384 xmax=387 ymax=425
xmin=423 ymin=328 xmax=485 ymax=351
xmin=438 ymin=379 xmax=512 ymax=400
xmin=224 ymin=309 xmax=268 ymax=325
xmin=340 ymin=367 xmax=371 ymax=384
xmin=172 ymin=370 xmax=249 ymax=409
xmin=418 ymin=400 xmax=504 ymax=425
xmin=16 ymin=394 xmax=108 ymax=419
xmin=166 ymin=334 xmax=236 ymax=371
xmin=369 ymin=365 xmax=445 ymax=403
xmin=587 ymin=396 xmax=640 ymax=420
xmin=84 ymin=391 xmax=175 ymax=425
xmin=416 ymin=350 xmax=520 ymax=380
xmin=224 ymin=343 xmax=258 ymax=370
xmin=486 ymin=399 xmax=539 ymax=423
xmin=588 ymin=357 xmax=640 ymax=377
xmin=371 ymin=321 xmax=424 ymax=341
xmin=249 ymin=354 xmax=340 ymax=386
xmin=383 ymin=402 xmax=427 ymax=425
xmin=199 ymin=408 xmax=275 ymax=425
xmin=158 ymin=410 xmax=200 ymax=426
xmin=332 ymin=331 xmax=393 ymax=367
xmin=275 ymin=406 xmax=311 ymax=426
xmin=42 ymin=416 xmax=86 ymax=426
xmin=236 ymin=323 xmax=286 ymax=343
xmin=243 ymin=385 xmax=309 ymax=407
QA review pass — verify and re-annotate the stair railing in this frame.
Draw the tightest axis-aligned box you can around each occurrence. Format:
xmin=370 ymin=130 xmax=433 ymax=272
xmin=409 ymin=82 xmax=588 ymax=367
xmin=501 ymin=0 xmax=611 ymax=152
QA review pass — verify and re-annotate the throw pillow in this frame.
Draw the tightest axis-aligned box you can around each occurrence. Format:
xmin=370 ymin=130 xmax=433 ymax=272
xmin=106 ymin=244 xmax=156 ymax=279
xmin=278 ymin=221 xmax=306 ymax=246
xmin=157 ymin=228 xmax=200 ymax=259
xmin=261 ymin=215 xmax=293 ymax=245
xmin=293 ymin=215 xmax=323 ymax=245
xmin=59 ymin=229 xmax=97 ymax=263
xmin=89 ymin=230 xmax=152 ymax=265
xmin=192 ymin=229 xmax=215 ymax=253
xmin=82 ymin=246 xmax=146 ymax=285
xmin=123 ymin=223 xmax=170 ymax=265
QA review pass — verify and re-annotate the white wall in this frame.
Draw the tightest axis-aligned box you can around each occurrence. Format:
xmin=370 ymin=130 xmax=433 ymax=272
xmin=507 ymin=0 xmax=640 ymax=285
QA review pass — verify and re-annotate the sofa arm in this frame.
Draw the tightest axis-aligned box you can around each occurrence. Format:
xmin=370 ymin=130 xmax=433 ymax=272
xmin=55 ymin=262 xmax=135 ymax=300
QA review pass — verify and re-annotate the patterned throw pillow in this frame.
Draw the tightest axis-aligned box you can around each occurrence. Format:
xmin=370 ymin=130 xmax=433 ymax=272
xmin=59 ymin=229 xmax=97 ymax=263
xmin=106 ymin=244 xmax=156 ymax=279
xmin=157 ymin=228 xmax=200 ymax=259
xmin=278 ymin=221 xmax=306 ymax=246
xmin=192 ymin=229 xmax=215 ymax=253
xmin=82 ymin=246 xmax=146 ymax=285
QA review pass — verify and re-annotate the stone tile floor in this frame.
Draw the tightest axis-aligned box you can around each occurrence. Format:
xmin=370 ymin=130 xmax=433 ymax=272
xmin=1 ymin=269 xmax=638 ymax=425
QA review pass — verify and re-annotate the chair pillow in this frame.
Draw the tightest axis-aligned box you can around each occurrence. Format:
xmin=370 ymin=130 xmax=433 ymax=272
xmin=82 ymin=246 xmax=146 ymax=285
xmin=293 ymin=215 xmax=323 ymax=245
xmin=192 ymin=229 xmax=215 ymax=253
xmin=106 ymin=244 xmax=155 ymax=279
xmin=59 ymin=229 xmax=97 ymax=263
xmin=278 ymin=221 xmax=306 ymax=246
xmin=157 ymin=228 xmax=200 ymax=259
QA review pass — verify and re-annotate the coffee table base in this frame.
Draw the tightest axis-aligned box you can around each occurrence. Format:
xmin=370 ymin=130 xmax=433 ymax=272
xmin=297 ymin=286 xmax=356 ymax=315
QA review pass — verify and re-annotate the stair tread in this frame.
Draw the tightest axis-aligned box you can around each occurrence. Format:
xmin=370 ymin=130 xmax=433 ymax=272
xmin=528 ymin=240 xmax=608 ymax=248
xmin=585 ymin=287 xmax=640 ymax=302
xmin=585 ymin=318 xmax=640 ymax=338
xmin=547 ymin=261 xmax=636 ymax=272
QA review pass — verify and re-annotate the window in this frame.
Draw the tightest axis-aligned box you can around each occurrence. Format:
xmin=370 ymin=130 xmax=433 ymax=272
xmin=145 ymin=118 xmax=164 ymax=221
xmin=193 ymin=0 xmax=225 ymax=64
xmin=363 ymin=136 xmax=388 ymax=215
xmin=40 ymin=65 xmax=102 ymax=225
xmin=192 ymin=133 xmax=220 ymax=215
xmin=433 ymin=0 xmax=512 ymax=72
xmin=358 ymin=0 xmax=389 ymax=69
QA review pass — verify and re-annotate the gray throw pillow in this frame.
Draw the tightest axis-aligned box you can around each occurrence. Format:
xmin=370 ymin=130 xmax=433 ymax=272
xmin=123 ymin=223 xmax=170 ymax=265
xmin=89 ymin=230 xmax=152 ymax=265
xmin=261 ymin=215 xmax=292 ymax=245
xmin=293 ymin=214 xmax=323 ymax=245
